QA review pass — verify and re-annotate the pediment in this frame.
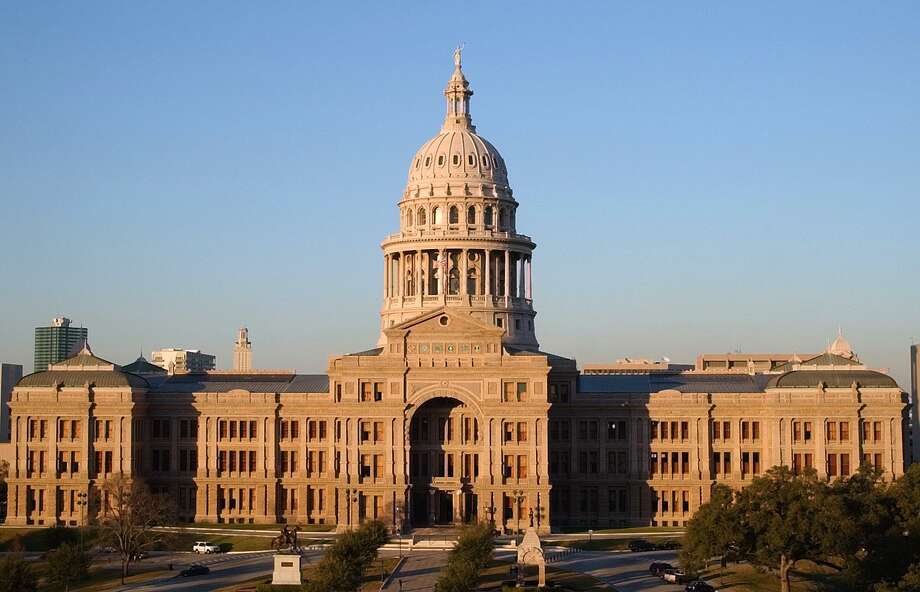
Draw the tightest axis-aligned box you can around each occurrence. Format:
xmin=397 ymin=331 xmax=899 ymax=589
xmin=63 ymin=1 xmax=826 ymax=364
xmin=384 ymin=308 xmax=504 ymax=341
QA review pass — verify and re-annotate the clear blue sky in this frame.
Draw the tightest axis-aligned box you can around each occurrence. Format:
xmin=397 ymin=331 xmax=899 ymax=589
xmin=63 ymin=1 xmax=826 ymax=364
xmin=1 ymin=2 xmax=918 ymax=385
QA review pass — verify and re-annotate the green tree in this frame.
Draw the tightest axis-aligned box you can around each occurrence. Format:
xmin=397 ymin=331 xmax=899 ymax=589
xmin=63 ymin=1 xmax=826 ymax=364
xmin=435 ymin=522 xmax=495 ymax=592
xmin=680 ymin=483 xmax=738 ymax=576
xmin=0 ymin=555 xmax=38 ymax=592
xmin=734 ymin=466 xmax=823 ymax=592
xmin=46 ymin=542 xmax=92 ymax=592
xmin=304 ymin=520 xmax=389 ymax=592
xmin=96 ymin=476 xmax=176 ymax=584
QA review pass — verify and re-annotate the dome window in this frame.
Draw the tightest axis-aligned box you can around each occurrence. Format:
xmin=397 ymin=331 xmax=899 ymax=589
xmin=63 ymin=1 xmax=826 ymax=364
xmin=467 ymin=206 xmax=476 ymax=224
xmin=484 ymin=206 xmax=493 ymax=227
xmin=418 ymin=208 xmax=426 ymax=225
xmin=449 ymin=206 xmax=459 ymax=225
xmin=415 ymin=158 xmax=420 ymax=169
xmin=424 ymin=157 xmax=431 ymax=167
xmin=437 ymin=155 xmax=445 ymax=166
xmin=482 ymin=155 xmax=490 ymax=168
xmin=407 ymin=209 xmax=414 ymax=227
xmin=452 ymin=154 xmax=460 ymax=166
xmin=468 ymin=154 xmax=475 ymax=166
xmin=433 ymin=207 xmax=443 ymax=225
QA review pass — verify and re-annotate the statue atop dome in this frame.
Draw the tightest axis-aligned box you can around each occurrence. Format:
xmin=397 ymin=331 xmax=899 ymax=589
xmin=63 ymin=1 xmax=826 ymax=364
xmin=454 ymin=43 xmax=463 ymax=68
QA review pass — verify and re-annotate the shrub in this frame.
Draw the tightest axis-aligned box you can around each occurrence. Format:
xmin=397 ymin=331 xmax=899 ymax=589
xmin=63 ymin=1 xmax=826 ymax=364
xmin=303 ymin=520 xmax=389 ymax=592
xmin=435 ymin=522 xmax=495 ymax=592
xmin=0 ymin=555 xmax=37 ymax=592
xmin=46 ymin=542 xmax=92 ymax=592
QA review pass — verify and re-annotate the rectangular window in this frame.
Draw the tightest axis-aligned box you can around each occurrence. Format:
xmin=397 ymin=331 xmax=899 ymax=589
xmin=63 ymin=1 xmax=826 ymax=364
xmin=713 ymin=420 xmax=721 ymax=440
xmin=840 ymin=421 xmax=849 ymax=442
xmin=516 ymin=382 xmax=527 ymax=401
xmin=518 ymin=455 xmax=527 ymax=479
xmin=828 ymin=454 xmax=838 ymax=477
xmin=827 ymin=421 xmax=837 ymax=441
xmin=804 ymin=421 xmax=813 ymax=442
xmin=840 ymin=453 xmax=850 ymax=477
xmin=723 ymin=421 xmax=731 ymax=440
xmin=517 ymin=422 xmax=527 ymax=442
xmin=503 ymin=382 xmax=515 ymax=402
xmin=681 ymin=421 xmax=689 ymax=441
xmin=742 ymin=421 xmax=750 ymax=441
xmin=752 ymin=421 xmax=760 ymax=440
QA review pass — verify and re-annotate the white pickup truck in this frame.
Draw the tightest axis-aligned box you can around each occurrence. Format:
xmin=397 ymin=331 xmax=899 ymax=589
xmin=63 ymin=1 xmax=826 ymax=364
xmin=192 ymin=541 xmax=221 ymax=554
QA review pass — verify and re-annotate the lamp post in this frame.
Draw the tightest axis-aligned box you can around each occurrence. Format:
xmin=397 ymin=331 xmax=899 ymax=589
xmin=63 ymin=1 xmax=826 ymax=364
xmin=345 ymin=488 xmax=360 ymax=528
xmin=512 ymin=489 xmax=525 ymax=534
xmin=76 ymin=491 xmax=88 ymax=549
xmin=395 ymin=503 xmax=403 ymax=558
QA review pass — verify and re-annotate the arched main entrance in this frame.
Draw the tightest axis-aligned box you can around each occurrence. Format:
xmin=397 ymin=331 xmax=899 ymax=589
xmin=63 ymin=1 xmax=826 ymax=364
xmin=408 ymin=396 xmax=481 ymax=527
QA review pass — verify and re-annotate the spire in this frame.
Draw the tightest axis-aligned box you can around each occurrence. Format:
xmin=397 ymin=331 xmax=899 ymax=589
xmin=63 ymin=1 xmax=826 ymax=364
xmin=443 ymin=44 xmax=474 ymax=132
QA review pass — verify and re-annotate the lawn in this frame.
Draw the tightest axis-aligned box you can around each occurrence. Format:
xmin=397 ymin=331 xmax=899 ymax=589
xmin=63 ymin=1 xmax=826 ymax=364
xmin=186 ymin=522 xmax=334 ymax=532
xmin=555 ymin=536 xmax=682 ymax=552
xmin=26 ymin=557 xmax=170 ymax=592
xmin=555 ymin=526 xmax=685 ymax=535
xmin=698 ymin=561 xmax=841 ymax=592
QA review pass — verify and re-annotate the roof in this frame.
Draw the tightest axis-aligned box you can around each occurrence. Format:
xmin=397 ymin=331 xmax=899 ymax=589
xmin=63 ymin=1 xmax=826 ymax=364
xmin=120 ymin=357 xmax=167 ymax=375
xmin=774 ymin=352 xmax=861 ymax=372
xmin=148 ymin=373 xmax=329 ymax=394
xmin=17 ymin=370 xmax=149 ymax=389
xmin=348 ymin=347 xmax=383 ymax=357
xmin=767 ymin=369 xmax=898 ymax=389
xmin=578 ymin=373 xmax=771 ymax=394
xmin=505 ymin=346 xmax=575 ymax=365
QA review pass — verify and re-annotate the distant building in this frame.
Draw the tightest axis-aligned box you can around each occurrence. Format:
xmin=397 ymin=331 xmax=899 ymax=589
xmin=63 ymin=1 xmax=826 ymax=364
xmin=150 ymin=349 xmax=215 ymax=374
xmin=33 ymin=317 xmax=87 ymax=373
xmin=1 ymin=363 xmax=23 ymax=442
xmin=233 ymin=327 xmax=252 ymax=372
xmin=583 ymin=359 xmax=693 ymax=374
xmin=912 ymin=344 xmax=919 ymax=464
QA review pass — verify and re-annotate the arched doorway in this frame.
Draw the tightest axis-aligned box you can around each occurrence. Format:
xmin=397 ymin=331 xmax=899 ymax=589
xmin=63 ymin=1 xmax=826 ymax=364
xmin=408 ymin=397 xmax=481 ymax=527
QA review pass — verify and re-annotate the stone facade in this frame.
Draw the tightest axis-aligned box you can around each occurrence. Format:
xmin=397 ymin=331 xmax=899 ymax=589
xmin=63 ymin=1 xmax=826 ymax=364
xmin=1 ymin=54 xmax=911 ymax=533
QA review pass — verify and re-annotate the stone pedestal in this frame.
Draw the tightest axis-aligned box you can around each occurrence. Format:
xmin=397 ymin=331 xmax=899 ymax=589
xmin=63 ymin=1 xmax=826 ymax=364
xmin=271 ymin=553 xmax=303 ymax=586
xmin=517 ymin=527 xmax=546 ymax=588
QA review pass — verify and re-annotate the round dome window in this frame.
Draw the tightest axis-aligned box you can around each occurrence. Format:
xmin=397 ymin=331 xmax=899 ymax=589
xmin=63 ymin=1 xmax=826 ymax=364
xmin=439 ymin=315 xmax=450 ymax=326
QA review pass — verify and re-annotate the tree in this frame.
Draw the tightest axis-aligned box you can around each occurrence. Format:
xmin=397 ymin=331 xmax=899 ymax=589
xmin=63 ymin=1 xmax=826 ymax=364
xmin=435 ymin=522 xmax=495 ymax=592
xmin=46 ymin=542 xmax=92 ymax=592
xmin=0 ymin=555 xmax=37 ymax=592
xmin=733 ymin=466 xmax=822 ymax=592
xmin=304 ymin=520 xmax=389 ymax=592
xmin=95 ymin=475 xmax=175 ymax=584
xmin=681 ymin=483 xmax=738 ymax=576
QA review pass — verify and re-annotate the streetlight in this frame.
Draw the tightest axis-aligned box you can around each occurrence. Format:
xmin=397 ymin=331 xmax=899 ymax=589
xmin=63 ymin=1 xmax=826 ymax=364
xmin=511 ymin=489 xmax=525 ymax=534
xmin=76 ymin=491 xmax=88 ymax=549
xmin=345 ymin=489 xmax=360 ymax=528
xmin=394 ymin=504 xmax=403 ymax=558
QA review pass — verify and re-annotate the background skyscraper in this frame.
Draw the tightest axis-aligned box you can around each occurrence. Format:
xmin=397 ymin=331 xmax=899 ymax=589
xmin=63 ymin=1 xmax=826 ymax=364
xmin=1 ymin=363 xmax=23 ymax=442
xmin=33 ymin=317 xmax=87 ymax=372
xmin=233 ymin=327 xmax=252 ymax=372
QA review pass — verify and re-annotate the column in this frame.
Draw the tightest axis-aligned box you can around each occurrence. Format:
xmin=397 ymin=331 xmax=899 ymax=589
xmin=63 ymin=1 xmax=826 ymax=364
xmin=526 ymin=256 xmax=532 ymax=300
xmin=461 ymin=249 xmax=468 ymax=296
xmin=383 ymin=254 xmax=389 ymax=299
xmin=484 ymin=250 xmax=491 ymax=297
xmin=503 ymin=251 xmax=510 ymax=299
xmin=519 ymin=256 xmax=525 ymax=299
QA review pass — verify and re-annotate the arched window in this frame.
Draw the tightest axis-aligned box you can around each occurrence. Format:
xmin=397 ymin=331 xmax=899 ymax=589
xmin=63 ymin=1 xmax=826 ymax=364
xmin=415 ymin=158 xmax=421 ymax=169
xmin=449 ymin=206 xmax=459 ymax=225
xmin=467 ymin=154 xmax=475 ymax=166
xmin=452 ymin=154 xmax=460 ymax=166
xmin=498 ymin=208 xmax=506 ymax=230
xmin=484 ymin=206 xmax=493 ymax=227
xmin=467 ymin=206 xmax=476 ymax=225
xmin=448 ymin=256 xmax=460 ymax=295
xmin=424 ymin=156 xmax=431 ymax=167
xmin=433 ymin=207 xmax=443 ymax=225
xmin=482 ymin=155 xmax=490 ymax=168
xmin=437 ymin=155 xmax=445 ymax=166
xmin=407 ymin=209 xmax=414 ymax=227
xmin=467 ymin=269 xmax=477 ymax=295
xmin=418 ymin=208 xmax=426 ymax=225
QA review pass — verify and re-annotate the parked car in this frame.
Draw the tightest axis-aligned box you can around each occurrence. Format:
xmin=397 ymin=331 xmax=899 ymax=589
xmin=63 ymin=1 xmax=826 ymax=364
xmin=649 ymin=562 xmax=673 ymax=577
xmin=663 ymin=568 xmax=688 ymax=584
xmin=685 ymin=580 xmax=716 ymax=592
xmin=656 ymin=539 xmax=682 ymax=550
xmin=180 ymin=564 xmax=210 ymax=577
xmin=93 ymin=545 xmax=117 ymax=554
xmin=628 ymin=539 xmax=655 ymax=552
xmin=130 ymin=551 xmax=148 ymax=561
xmin=192 ymin=541 xmax=222 ymax=554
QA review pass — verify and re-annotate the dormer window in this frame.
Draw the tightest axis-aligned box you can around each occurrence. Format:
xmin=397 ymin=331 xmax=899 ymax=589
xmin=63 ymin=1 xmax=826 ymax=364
xmin=437 ymin=155 xmax=445 ymax=166
xmin=449 ymin=206 xmax=459 ymax=224
xmin=468 ymin=154 xmax=475 ymax=166
xmin=415 ymin=158 xmax=421 ymax=169
xmin=482 ymin=155 xmax=490 ymax=168
xmin=424 ymin=156 xmax=431 ymax=167
xmin=452 ymin=154 xmax=460 ymax=166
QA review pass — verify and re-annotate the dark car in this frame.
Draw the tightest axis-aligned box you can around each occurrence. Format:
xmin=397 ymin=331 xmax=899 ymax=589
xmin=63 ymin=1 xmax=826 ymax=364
xmin=180 ymin=564 xmax=210 ymax=577
xmin=656 ymin=539 xmax=682 ymax=550
xmin=685 ymin=580 xmax=716 ymax=592
xmin=649 ymin=561 xmax=673 ymax=576
xmin=628 ymin=539 xmax=655 ymax=552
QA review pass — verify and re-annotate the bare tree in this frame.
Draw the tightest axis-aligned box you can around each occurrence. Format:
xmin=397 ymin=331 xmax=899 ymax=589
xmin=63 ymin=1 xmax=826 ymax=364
xmin=95 ymin=475 xmax=175 ymax=584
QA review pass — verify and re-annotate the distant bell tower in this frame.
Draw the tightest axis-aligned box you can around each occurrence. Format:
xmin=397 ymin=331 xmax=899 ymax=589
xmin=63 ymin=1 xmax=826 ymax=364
xmin=233 ymin=327 xmax=252 ymax=371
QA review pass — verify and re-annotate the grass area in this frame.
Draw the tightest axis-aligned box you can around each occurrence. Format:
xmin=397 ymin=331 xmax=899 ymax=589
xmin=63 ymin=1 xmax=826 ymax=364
xmin=27 ymin=558 xmax=169 ymax=592
xmin=555 ymin=536 xmax=682 ymax=552
xmin=698 ymin=561 xmax=840 ymax=592
xmin=477 ymin=558 xmax=613 ymax=591
xmin=159 ymin=531 xmax=276 ymax=552
xmin=555 ymin=526 xmax=684 ymax=535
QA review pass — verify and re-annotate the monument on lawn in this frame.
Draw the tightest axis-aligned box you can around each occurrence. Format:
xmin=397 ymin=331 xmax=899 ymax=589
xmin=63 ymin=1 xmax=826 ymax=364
xmin=516 ymin=527 xmax=546 ymax=588
xmin=271 ymin=525 xmax=303 ymax=586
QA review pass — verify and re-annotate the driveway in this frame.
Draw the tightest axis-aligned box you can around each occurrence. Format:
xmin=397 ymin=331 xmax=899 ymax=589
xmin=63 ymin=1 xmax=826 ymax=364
xmin=553 ymin=549 xmax=683 ymax=592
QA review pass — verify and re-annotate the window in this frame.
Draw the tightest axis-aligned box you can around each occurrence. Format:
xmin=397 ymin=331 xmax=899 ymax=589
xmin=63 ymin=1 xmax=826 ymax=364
xmin=418 ymin=208 xmax=426 ymax=225
xmin=407 ymin=209 xmax=413 ymax=226
xmin=484 ymin=206 xmax=493 ymax=227
xmin=840 ymin=421 xmax=850 ymax=442
xmin=482 ymin=155 xmax=490 ymax=168
xmin=467 ymin=154 xmax=475 ymax=166
xmin=549 ymin=383 xmax=570 ymax=403
xmin=424 ymin=156 xmax=431 ymax=167
xmin=437 ymin=155 xmax=445 ymax=166
xmin=452 ymin=154 xmax=459 ymax=166
xmin=498 ymin=208 xmax=506 ymax=230
xmin=827 ymin=421 xmax=837 ymax=441
xmin=433 ymin=207 xmax=442 ymax=225
xmin=467 ymin=206 xmax=476 ymax=224
xmin=449 ymin=206 xmax=459 ymax=224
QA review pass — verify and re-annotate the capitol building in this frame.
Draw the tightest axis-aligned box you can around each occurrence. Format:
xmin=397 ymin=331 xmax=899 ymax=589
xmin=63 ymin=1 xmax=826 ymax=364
xmin=1 ymin=53 xmax=911 ymax=534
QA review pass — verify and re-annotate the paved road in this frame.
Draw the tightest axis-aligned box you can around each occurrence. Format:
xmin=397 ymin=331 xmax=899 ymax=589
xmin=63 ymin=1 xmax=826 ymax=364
xmin=553 ymin=549 xmax=683 ymax=592
xmin=125 ymin=550 xmax=322 ymax=592
xmin=382 ymin=551 xmax=448 ymax=592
